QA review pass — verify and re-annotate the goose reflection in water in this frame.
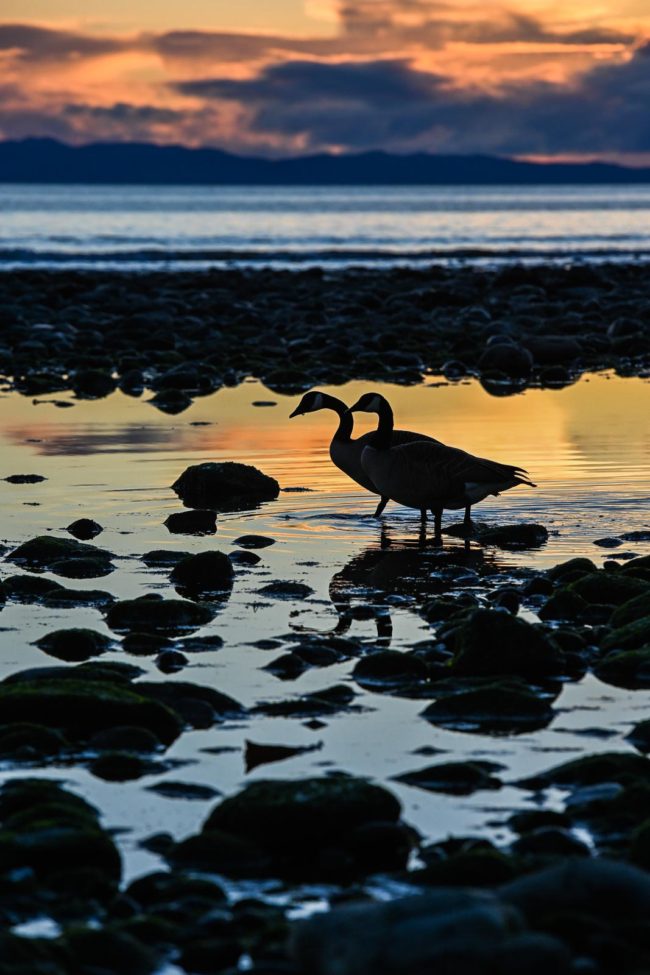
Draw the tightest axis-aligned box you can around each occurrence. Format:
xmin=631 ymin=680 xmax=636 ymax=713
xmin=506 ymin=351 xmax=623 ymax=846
xmin=292 ymin=526 xmax=501 ymax=647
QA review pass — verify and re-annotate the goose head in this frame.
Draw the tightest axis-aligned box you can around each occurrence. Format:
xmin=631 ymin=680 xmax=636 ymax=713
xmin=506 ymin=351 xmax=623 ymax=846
xmin=347 ymin=392 xmax=387 ymax=415
xmin=290 ymin=390 xmax=337 ymax=418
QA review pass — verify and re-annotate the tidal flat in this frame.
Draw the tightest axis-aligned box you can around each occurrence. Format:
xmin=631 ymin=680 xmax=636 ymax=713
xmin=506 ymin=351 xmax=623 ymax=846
xmin=0 ymin=265 xmax=649 ymax=974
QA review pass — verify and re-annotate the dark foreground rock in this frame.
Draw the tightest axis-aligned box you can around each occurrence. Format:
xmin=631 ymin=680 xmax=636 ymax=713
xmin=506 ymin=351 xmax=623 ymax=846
xmin=106 ymin=597 xmax=214 ymax=634
xmin=7 ymin=534 xmax=114 ymax=573
xmin=171 ymin=776 xmax=410 ymax=881
xmin=173 ymin=462 xmax=280 ymax=511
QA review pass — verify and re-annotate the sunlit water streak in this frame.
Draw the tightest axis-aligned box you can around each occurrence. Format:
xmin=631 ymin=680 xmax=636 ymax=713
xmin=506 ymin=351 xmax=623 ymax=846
xmin=0 ymin=373 xmax=648 ymax=885
xmin=4 ymin=185 xmax=650 ymax=269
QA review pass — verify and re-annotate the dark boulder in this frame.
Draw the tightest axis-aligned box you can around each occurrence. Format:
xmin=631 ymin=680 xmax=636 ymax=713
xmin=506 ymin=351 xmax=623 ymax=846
xmin=170 ymin=551 xmax=234 ymax=595
xmin=34 ymin=628 xmax=112 ymax=663
xmin=67 ymin=518 xmax=103 ymax=540
xmin=7 ymin=535 xmax=113 ymax=571
xmin=106 ymin=597 xmax=214 ymax=635
xmin=164 ymin=509 xmax=217 ymax=535
xmin=172 ymin=462 xmax=279 ymax=511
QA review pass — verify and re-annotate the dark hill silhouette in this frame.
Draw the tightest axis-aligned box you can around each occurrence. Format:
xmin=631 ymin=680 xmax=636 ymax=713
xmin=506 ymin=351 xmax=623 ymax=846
xmin=1 ymin=138 xmax=650 ymax=184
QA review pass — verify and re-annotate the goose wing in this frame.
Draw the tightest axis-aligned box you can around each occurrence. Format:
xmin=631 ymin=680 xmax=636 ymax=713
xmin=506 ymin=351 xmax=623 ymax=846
xmin=398 ymin=440 xmax=535 ymax=489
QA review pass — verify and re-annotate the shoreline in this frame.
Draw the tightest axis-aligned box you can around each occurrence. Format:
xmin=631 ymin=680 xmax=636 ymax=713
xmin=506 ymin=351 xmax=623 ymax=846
xmin=0 ymin=261 xmax=647 ymax=401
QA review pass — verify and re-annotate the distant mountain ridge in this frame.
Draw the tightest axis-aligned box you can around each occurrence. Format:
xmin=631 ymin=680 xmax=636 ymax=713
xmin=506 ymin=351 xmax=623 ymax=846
xmin=1 ymin=138 xmax=650 ymax=185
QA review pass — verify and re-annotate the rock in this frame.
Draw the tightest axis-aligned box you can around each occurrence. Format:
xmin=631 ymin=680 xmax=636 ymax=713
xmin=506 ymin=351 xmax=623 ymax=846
xmin=170 ymin=551 xmax=234 ymax=595
xmin=89 ymin=726 xmax=162 ymax=752
xmin=352 ymin=651 xmax=429 ymax=693
xmin=61 ymin=928 xmax=159 ymax=975
xmin=7 ymin=534 xmax=113 ymax=571
xmin=4 ymin=474 xmax=47 ymax=484
xmin=133 ymin=680 xmax=244 ymax=726
xmin=621 ymin=531 xmax=650 ymax=542
xmin=394 ymin=760 xmax=503 ymax=795
xmin=229 ymin=550 xmax=262 ymax=566
xmin=594 ymin=647 xmax=650 ymax=688
xmin=203 ymin=776 xmax=404 ymax=877
xmin=3 ymin=574 xmax=67 ymax=602
xmin=150 ymin=389 xmax=193 ymax=414
xmin=568 ymin=571 xmax=650 ymax=606
xmin=44 ymin=586 xmax=115 ymax=609
xmin=501 ymin=858 xmax=650 ymax=921
xmin=67 ymin=518 xmax=103 ymax=540
xmin=90 ymin=751 xmax=161 ymax=782
xmin=611 ymin=593 xmax=650 ymax=627
xmin=478 ymin=342 xmax=533 ymax=378
xmin=34 ymin=628 xmax=112 ymax=662
xmin=600 ymin=616 xmax=650 ymax=653
xmin=291 ymin=890 xmax=520 ymax=975
xmin=518 ymin=752 xmax=650 ymax=790
xmin=449 ymin=609 xmax=565 ymax=678
xmin=233 ymin=535 xmax=276 ymax=549
xmin=122 ymin=632 xmax=170 ymax=656
xmin=146 ymin=781 xmax=221 ymax=800
xmin=0 ymin=672 xmax=182 ymax=746
xmin=0 ymin=778 xmax=121 ymax=903
xmin=106 ymin=597 xmax=214 ymax=635
xmin=156 ymin=649 xmax=188 ymax=673
xmin=141 ymin=549 xmax=190 ymax=567
xmin=172 ymin=462 xmax=280 ymax=511
xmin=168 ymin=830 xmax=273 ymax=878
xmin=49 ymin=556 xmax=114 ymax=579
xmin=547 ymin=558 xmax=598 ymax=582
xmin=0 ymin=722 xmax=69 ymax=761
xmin=422 ymin=680 xmax=555 ymax=734
xmin=627 ymin=720 xmax=650 ymax=754
xmin=72 ymin=369 xmax=117 ymax=399
xmin=164 ymin=509 xmax=217 ymax=535
xmin=538 ymin=589 xmax=587 ymax=621
xmin=258 ymin=581 xmax=314 ymax=600
xmin=512 ymin=826 xmax=590 ymax=857
xmin=244 ymin=739 xmax=323 ymax=772
xmin=594 ymin=536 xmax=623 ymax=548
xmin=525 ymin=335 xmax=583 ymax=365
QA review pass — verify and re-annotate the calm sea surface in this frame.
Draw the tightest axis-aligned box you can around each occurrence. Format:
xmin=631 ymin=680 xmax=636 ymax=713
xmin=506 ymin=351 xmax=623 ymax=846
xmin=2 ymin=184 xmax=650 ymax=269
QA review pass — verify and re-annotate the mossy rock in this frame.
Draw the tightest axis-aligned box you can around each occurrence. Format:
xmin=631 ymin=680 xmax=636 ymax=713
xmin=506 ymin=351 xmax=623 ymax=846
xmin=0 ymin=677 xmax=182 ymax=745
xmin=134 ymin=679 xmax=243 ymax=725
xmin=61 ymin=927 xmax=159 ymax=975
xmin=539 ymin=589 xmax=588 ymax=621
xmin=48 ymin=557 xmax=114 ymax=579
xmin=3 ymin=574 xmax=67 ymax=602
xmin=611 ymin=593 xmax=650 ymax=628
xmin=0 ymin=779 xmax=99 ymax=827
xmin=172 ymin=461 xmax=279 ymax=511
xmin=204 ymin=777 xmax=401 ymax=852
xmin=34 ymin=628 xmax=112 ymax=663
xmin=170 ymin=551 xmax=234 ymax=594
xmin=547 ymin=558 xmax=597 ymax=582
xmin=0 ymin=723 xmax=69 ymax=760
xmin=450 ymin=609 xmax=565 ymax=678
xmin=7 ymin=535 xmax=113 ymax=570
xmin=394 ymin=760 xmax=503 ymax=795
xmin=167 ymin=830 xmax=273 ymax=879
xmin=106 ymin=597 xmax=214 ymax=635
xmin=601 ymin=617 xmax=650 ymax=654
xmin=594 ymin=646 xmax=650 ymax=688
xmin=0 ymin=826 xmax=121 ymax=882
xmin=519 ymin=752 xmax=650 ymax=790
xmin=421 ymin=680 xmax=555 ymax=734
xmin=568 ymin=572 xmax=650 ymax=607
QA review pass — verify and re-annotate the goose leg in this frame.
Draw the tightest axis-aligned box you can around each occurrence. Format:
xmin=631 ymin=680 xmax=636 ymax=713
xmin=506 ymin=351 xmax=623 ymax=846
xmin=431 ymin=508 xmax=443 ymax=543
xmin=374 ymin=496 xmax=389 ymax=518
xmin=464 ymin=505 xmax=473 ymax=531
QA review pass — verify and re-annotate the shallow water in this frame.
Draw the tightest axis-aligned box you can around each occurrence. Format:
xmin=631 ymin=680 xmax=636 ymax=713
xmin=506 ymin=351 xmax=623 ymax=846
xmin=4 ymin=184 xmax=650 ymax=269
xmin=0 ymin=372 xmax=649 ymax=890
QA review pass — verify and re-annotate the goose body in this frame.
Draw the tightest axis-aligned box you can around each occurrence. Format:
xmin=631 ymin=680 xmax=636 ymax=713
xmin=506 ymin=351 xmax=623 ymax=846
xmin=290 ymin=391 xmax=436 ymax=515
xmin=349 ymin=392 xmax=535 ymax=534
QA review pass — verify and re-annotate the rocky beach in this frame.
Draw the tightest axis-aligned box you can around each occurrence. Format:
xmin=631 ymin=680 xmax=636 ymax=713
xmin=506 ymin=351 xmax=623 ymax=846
xmin=0 ymin=261 xmax=648 ymax=975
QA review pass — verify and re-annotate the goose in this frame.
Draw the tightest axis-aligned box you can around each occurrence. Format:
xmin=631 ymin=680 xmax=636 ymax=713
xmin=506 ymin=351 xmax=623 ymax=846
xmin=347 ymin=392 xmax=535 ymax=536
xmin=290 ymin=390 xmax=437 ymax=517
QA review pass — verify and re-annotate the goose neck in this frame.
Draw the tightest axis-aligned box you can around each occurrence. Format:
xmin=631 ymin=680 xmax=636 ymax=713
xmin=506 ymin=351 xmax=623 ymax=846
xmin=372 ymin=401 xmax=394 ymax=450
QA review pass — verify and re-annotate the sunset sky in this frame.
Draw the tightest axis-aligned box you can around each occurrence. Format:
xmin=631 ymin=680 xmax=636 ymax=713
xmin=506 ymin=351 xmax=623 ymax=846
xmin=1 ymin=0 xmax=649 ymax=160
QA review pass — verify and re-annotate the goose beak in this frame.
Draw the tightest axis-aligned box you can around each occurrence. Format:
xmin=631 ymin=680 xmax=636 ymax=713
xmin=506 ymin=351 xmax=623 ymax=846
xmin=346 ymin=398 xmax=363 ymax=413
xmin=289 ymin=404 xmax=304 ymax=418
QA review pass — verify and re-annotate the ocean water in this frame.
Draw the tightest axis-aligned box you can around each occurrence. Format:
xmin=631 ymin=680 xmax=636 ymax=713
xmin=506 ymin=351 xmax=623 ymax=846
xmin=2 ymin=184 xmax=650 ymax=269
